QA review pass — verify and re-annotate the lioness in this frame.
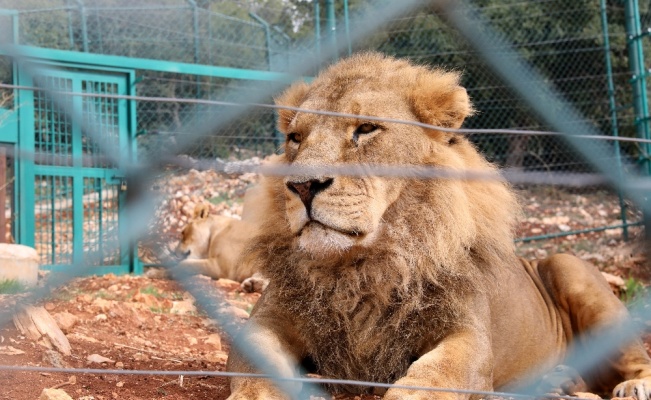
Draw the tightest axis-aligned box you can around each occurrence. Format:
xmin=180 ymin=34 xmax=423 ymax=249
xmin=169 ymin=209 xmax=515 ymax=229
xmin=226 ymin=53 xmax=651 ymax=399
xmin=175 ymin=186 xmax=267 ymax=291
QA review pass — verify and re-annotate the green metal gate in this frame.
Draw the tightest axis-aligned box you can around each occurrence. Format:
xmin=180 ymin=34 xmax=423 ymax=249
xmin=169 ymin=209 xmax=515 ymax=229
xmin=16 ymin=62 xmax=137 ymax=274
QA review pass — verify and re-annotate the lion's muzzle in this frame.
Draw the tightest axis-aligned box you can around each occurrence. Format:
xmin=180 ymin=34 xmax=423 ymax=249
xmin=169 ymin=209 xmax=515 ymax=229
xmin=286 ymin=177 xmax=333 ymax=217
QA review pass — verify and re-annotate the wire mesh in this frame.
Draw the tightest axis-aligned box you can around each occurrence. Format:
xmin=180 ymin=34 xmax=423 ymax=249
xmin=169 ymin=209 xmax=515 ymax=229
xmin=0 ymin=0 xmax=650 ymax=399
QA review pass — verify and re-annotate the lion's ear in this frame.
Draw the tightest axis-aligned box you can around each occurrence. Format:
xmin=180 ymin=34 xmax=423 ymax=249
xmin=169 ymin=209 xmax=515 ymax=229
xmin=275 ymin=81 xmax=310 ymax=133
xmin=408 ymin=70 xmax=474 ymax=130
xmin=193 ymin=203 xmax=210 ymax=220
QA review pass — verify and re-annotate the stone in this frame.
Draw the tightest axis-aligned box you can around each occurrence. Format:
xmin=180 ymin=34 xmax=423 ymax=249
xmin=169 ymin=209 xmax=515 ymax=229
xmin=170 ymin=299 xmax=196 ymax=315
xmin=86 ymin=354 xmax=114 ymax=364
xmin=52 ymin=312 xmax=78 ymax=333
xmin=0 ymin=243 xmax=39 ymax=286
xmin=38 ymin=388 xmax=74 ymax=400
xmin=204 ymin=334 xmax=222 ymax=351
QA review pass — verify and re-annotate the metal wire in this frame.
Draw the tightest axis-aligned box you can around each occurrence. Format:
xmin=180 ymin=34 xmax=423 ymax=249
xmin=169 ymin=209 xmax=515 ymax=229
xmin=0 ymin=1 xmax=650 ymax=399
xmin=3 ymin=82 xmax=651 ymax=145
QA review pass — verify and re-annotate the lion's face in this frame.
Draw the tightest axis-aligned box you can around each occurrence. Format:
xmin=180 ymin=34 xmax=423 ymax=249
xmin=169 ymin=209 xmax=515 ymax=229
xmin=175 ymin=205 xmax=213 ymax=260
xmin=275 ymin=53 xmax=473 ymax=258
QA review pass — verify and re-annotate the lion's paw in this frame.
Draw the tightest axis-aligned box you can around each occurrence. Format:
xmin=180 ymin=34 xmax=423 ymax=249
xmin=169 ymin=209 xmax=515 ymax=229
xmin=613 ymin=378 xmax=651 ymax=400
xmin=536 ymin=364 xmax=587 ymax=396
xmin=241 ymin=273 xmax=269 ymax=293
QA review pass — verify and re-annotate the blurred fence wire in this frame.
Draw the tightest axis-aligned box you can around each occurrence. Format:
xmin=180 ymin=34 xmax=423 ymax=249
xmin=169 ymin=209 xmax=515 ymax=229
xmin=0 ymin=0 xmax=650 ymax=399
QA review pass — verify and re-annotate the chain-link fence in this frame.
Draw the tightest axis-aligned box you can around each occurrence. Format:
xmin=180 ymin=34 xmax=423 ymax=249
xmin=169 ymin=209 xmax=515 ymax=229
xmin=0 ymin=0 xmax=647 ymax=244
xmin=0 ymin=0 xmax=651 ymax=399
xmin=4 ymin=1 xmax=644 ymax=170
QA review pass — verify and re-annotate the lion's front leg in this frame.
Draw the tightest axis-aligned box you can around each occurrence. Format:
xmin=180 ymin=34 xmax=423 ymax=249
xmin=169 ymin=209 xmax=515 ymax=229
xmin=385 ymin=321 xmax=494 ymax=400
xmin=227 ymin=305 xmax=305 ymax=400
xmin=178 ymin=258 xmax=223 ymax=279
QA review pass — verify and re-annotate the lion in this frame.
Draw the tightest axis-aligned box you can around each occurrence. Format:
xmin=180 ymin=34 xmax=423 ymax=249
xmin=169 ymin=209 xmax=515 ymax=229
xmin=175 ymin=186 xmax=267 ymax=291
xmin=225 ymin=53 xmax=651 ymax=399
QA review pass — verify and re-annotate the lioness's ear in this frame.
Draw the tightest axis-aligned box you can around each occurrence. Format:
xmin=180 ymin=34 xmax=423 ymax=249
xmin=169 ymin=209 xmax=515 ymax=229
xmin=408 ymin=70 xmax=473 ymax=129
xmin=275 ymin=81 xmax=310 ymax=133
xmin=193 ymin=203 xmax=210 ymax=220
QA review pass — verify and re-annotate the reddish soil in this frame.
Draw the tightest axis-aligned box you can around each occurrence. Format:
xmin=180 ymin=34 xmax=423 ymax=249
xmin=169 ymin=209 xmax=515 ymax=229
xmin=0 ymin=273 xmax=383 ymax=400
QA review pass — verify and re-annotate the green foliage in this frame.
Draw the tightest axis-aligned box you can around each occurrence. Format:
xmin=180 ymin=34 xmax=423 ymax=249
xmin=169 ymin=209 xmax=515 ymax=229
xmin=140 ymin=284 xmax=164 ymax=298
xmin=620 ymin=277 xmax=649 ymax=307
xmin=0 ymin=279 xmax=26 ymax=294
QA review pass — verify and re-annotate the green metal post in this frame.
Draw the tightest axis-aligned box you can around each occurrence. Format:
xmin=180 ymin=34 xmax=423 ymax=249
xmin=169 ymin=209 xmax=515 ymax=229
xmin=74 ymin=0 xmax=89 ymax=53
xmin=67 ymin=9 xmax=74 ymax=49
xmin=344 ymin=0 xmax=351 ymax=56
xmin=624 ymin=0 xmax=651 ymax=175
xmin=314 ymin=1 xmax=321 ymax=61
xmin=9 ymin=11 xmax=19 ymax=45
xmin=186 ymin=1 xmax=201 ymax=98
xmin=600 ymin=0 xmax=629 ymax=240
xmin=249 ymin=12 xmax=273 ymax=71
xmin=326 ymin=0 xmax=337 ymax=58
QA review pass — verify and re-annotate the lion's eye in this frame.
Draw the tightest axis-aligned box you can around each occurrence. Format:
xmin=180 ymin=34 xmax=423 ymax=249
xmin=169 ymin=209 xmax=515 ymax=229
xmin=356 ymin=123 xmax=377 ymax=135
xmin=352 ymin=123 xmax=378 ymax=144
xmin=287 ymin=132 xmax=301 ymax=144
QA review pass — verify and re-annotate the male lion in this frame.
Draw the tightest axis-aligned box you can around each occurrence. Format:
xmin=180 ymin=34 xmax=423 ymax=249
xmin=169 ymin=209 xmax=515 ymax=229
xmin=226 ymin=53 xmax=651 ymax=399
xmin=175 ymin=186 xmax=267 ymax=291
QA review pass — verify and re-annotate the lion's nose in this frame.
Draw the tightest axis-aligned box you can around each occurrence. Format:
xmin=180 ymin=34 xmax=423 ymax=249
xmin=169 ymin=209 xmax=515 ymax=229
xmin=286 ymin=178 xmax=333 ymax=213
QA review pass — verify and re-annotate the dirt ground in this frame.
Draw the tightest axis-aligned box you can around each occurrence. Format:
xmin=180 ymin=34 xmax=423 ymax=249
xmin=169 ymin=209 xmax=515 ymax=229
xmin=0 ymin=184 xmax=650 ymax=400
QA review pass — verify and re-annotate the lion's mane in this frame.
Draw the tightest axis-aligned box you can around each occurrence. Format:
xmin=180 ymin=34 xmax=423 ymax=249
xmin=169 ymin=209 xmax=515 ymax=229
xmin=243 ymin=53 xmax=521 ymax=391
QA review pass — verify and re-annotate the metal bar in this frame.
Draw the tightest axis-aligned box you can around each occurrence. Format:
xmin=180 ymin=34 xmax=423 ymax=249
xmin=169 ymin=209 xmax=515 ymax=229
xmin=73 ymin=0 xmax=89 ymax=53
xmin=249 ymin=12 xmax=272 ymax=71
xmin=314 ymin=1 xmax=321 ymax=61
xmin=67 ymin=8 xmax=74 ymax=49
xmin=326 ymin=0 xmax=337 ymax=58
xmin=624 ymin=0 xmax=651 ymax=174
xmin=600 ymin=0 xmax=629 ymax=240
xmin=12 ymin=12 xmax=18 ymax=45
xmin=185 ymin=1 xmax=201 ymax=98
xmin=344 ymin=0 xmax=351 ymax=56
xmin=0 ymin=146 xmax=6 ymax=243
xmin=0 ymin=45 xmax=294 ymax=82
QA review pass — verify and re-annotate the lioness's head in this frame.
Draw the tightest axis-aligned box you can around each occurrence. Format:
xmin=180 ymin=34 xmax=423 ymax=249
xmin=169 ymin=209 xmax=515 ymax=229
xmin=274 ymin=52 xmax=490 ymax=258
xmin=175 ymin=203 xmax=214 ymax=260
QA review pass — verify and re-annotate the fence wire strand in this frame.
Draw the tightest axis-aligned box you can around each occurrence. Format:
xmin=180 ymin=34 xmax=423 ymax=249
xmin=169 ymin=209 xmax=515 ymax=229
xmin=0 ymin=0 xmax=650 ymax=399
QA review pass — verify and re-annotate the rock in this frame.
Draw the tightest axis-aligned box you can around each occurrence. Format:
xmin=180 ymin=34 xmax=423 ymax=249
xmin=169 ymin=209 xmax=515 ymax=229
xmin=132 ymin=292 xmax=161 ymax=308
xmin=204 ymin=334 xmax=222 ymax=351
xmin=0 ymin=243 xmax=39 ymax=286
xmin=0 ymin=345 xmax=24 ymax=355
xmin=86 ymin=354 xmax=114 ymax=364
xmin=204 ymin=350 xmax=228 ymax=364
xmin=133 ymin=352 xmax=149 ymax=361
xmin=115 ymin=361 xmax=124 ymax=369
xmin=94 ymin=314 xmax=108 ymax=322
xmin=215 ymin=279 xmax=240 ymax=291
xmin=92 ymin=297 xmax=116 ymax=312
xmin=43 ymin=349 xmax=68 ymax=368
xmin=38 ymin=388 xmax=73 ymax=400
xmin=171 ymin=299 xmax=196 ymax=315
xmin=67 ymin=333 xmax=99 ymax=343
xmin=52 ymin=312 xmax=78 ymax=333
